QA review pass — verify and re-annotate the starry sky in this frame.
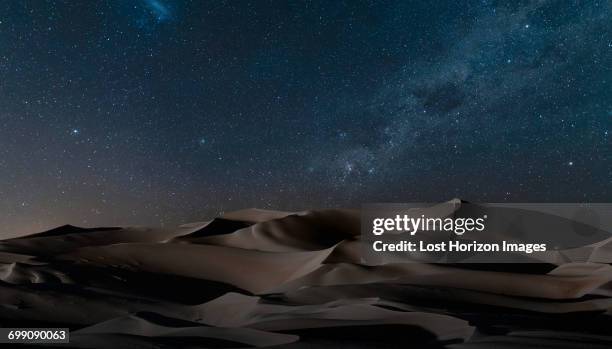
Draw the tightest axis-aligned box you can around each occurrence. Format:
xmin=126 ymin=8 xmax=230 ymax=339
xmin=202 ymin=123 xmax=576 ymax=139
xmin=1 ymin=0 xmax=610 ymax=236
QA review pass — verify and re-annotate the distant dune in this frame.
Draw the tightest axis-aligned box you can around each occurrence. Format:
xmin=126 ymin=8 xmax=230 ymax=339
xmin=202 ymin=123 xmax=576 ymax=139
xmin=1 ymin=206 xmax=611 ymax=348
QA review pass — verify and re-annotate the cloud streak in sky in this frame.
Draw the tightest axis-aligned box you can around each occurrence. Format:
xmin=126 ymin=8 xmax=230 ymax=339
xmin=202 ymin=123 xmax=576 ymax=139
xmin=143 ymin=0 xmax=172 ymax=22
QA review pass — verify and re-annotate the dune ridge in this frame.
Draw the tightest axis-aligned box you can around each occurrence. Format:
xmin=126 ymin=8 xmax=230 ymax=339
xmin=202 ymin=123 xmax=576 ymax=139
xmin=1 ymin=202 xmax=611 ymax=348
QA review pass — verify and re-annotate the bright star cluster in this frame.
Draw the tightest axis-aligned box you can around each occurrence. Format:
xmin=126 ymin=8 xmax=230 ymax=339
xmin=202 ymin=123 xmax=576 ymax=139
xmin=0 ymin=1 xmax=610 ymax=237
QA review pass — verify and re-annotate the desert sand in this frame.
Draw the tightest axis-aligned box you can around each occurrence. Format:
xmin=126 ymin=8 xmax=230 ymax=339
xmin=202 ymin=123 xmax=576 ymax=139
xmin=1 ymin=204 xmax=611 ymax=348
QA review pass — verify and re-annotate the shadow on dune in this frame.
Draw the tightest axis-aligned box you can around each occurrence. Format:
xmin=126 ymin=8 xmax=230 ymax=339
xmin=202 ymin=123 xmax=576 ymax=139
xmin=0 ymin=202 xmax=611 ymax=348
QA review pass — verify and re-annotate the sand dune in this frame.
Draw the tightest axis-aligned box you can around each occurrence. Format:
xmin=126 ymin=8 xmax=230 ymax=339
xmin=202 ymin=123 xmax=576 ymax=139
xmin=0 ymin=204 xmax=611 ymax=348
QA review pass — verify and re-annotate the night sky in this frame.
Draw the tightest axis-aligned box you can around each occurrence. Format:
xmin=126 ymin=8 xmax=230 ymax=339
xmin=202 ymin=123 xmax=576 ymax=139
xmin=1 ymin=0 xmax=610 ymax=236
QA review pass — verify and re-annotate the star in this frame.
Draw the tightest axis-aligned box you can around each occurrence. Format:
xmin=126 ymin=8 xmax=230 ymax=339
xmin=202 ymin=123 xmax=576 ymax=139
xmin=1 ymin=0 xmax=609 ymax=236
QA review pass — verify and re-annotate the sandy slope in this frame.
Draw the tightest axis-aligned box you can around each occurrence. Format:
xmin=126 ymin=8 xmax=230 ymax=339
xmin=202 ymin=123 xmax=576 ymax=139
xmin=0 ymin=205 xmax=611 ymax=348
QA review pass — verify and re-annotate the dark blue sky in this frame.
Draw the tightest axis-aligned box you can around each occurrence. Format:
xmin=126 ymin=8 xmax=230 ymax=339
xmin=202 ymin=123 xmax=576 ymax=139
xmin=0 ymin=0 xmax=610 ymax=236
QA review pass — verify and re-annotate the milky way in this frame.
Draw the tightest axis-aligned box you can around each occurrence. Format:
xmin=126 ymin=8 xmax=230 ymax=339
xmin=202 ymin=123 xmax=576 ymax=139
xmin=0 ymin=1 xmax=610 ymax=236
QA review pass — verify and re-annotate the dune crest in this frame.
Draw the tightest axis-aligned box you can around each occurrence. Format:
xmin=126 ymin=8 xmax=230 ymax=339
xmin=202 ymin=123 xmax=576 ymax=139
xmin=1 ymin=205 xmax=611 ymax=348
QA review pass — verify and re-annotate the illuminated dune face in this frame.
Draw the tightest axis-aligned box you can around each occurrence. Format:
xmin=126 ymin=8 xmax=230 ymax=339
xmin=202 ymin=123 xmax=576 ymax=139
xmin=1 ymin=206 xmax=612 ymax=347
